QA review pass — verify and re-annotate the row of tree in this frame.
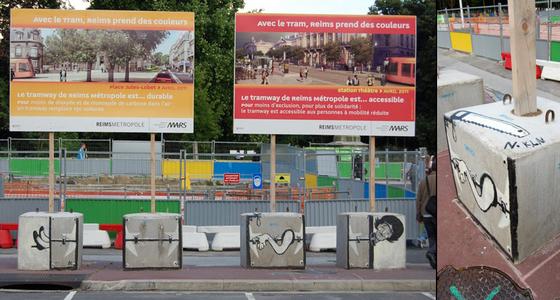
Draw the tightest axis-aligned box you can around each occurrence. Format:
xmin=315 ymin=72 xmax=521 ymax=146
xmin=44 ymin=29 xmax=168 ymax=82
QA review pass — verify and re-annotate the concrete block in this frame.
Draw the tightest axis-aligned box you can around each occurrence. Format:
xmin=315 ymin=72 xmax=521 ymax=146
xmin=537 ymin=59 xmax=560 ymax=82
xmin=437 ymin=69 xmax=484 ymax=152
xmin=445 ymin=98 xmax=560 ymax=263
xmin=336 ymin=212 xmax=406 ymax=269
xmin=182 ymin=233 xmax=209 ymax=252
xmin=18 ymin=211 xmax=83 ymax=270
xmin=211 ymin=232 xmax=240 ymax=251
xmin=123 ymin=213 xmax=182 ymax=269
xmin=241 ymin=212 xmax=305 ymax=268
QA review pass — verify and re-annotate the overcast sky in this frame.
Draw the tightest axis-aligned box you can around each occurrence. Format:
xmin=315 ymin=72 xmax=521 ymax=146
xmin=68 ymin=0 xmax=374 ymax=14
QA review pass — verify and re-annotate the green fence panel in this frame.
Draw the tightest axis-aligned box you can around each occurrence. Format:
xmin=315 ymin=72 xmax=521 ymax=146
xmin=65 ymin=198 xmax=180 ymax=224
xmin=551 ymin=41 xmax=560 ymax=62
xmin=317 ymin=176 xmax=337 ymax=187
xmin=9 ymin=159 xmax=60 ymax=177
xmin=337 ymin=162 xmax=403 ymax=180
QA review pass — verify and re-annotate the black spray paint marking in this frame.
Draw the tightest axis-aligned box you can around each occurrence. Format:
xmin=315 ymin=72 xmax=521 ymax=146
xmin=32 ymin=226 xmax=49 ymax=251
xmin=504 ymin=137 xmax=546 ymax=150
xmin=371 ymin=215 xmax=404 ymax=245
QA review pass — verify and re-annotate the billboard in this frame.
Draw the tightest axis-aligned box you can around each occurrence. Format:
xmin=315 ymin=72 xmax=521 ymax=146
xmin=9 ymin=9 xmax=194 ymax=133
xmin=234 ymin=13 xmax=416 ymax=136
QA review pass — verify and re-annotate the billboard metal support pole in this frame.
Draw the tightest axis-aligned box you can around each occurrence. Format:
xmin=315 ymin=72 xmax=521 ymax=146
xmin=48 ymin=132 xmax=55 ymax=213
xmin=150 ymin=133 xmax=156 ymax=213
xmin=270 ymin=134 xmax=276 ymax=212
xmin=369 ymin=136 xmax=375 ymax=212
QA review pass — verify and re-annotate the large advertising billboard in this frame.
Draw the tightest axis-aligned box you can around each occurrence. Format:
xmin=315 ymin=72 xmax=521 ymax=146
xmin=10 ymin=9 xmax=194 ymax=133
xmin=234 ymin=13 xmax=416 ymax=136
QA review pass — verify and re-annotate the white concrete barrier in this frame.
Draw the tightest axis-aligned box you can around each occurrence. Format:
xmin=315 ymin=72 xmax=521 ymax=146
xmin=182 ymin=226 xmax=209 ymax=251
xmin=307 ymin=226 xmax=336 ymax=252
xmin=197 ymin=225 xmax=239 ymax=233
xmin=211 ymin=232 xmax=240 ymax=251
xmin=537 ymin=59 xmax=560 ymax=82
xmin=83 ymin=223 xmax=111 ymax=249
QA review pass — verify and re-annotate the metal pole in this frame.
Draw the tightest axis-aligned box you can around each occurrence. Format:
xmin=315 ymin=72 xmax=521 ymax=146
xmin=385 ymin=148 xmax=389 ymax=198
xmin=467 ymin=5 xmax=472 ymax=32
xmin=59 ymin=147 xmax=64 ymax=212
xmin=270 ymin=135 xmax=276 ymax=212
xmin=369 ymin=136 xmax=375 ymax=212
xmin=499 ymin=3 xmax=504 ymax=54
xmin=48 ymin=132 xmax=54 ymax=213
xmin=150 ymin=133 xmax=156 ymax=213
xmin=548 ymin=5 xmax=552 ymax=60
xmin=459 ymin=0 xmax=465 ymax=28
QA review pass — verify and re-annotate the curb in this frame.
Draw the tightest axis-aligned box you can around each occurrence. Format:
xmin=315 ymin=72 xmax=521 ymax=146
xmin=81 ymin=279 xmax=436 ymax=292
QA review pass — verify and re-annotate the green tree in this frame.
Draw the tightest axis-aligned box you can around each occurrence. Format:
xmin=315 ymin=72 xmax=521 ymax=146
xmin=123 ymin=30 xmax=169 ymax=81
xmin=370 ymin=0 xmax=436 ymax=153
xmin=324 ymin=42 xmax=342 ymax=67
xmin=349 ymin=37 xmax=372 ymax=67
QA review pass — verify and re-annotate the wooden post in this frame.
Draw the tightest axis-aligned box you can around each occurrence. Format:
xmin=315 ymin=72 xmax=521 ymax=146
xmin=369 ymin=136 xmax=375 ymax=212
xmin=270 ymin=134 xmax=276 ymax=212
xmin=508 ymin=0 xmax=538 ymax=116
xmin=48 ymin=132 xmax=55 ymax=213
xmin=150 ymin=133 xmax=156 ymax=213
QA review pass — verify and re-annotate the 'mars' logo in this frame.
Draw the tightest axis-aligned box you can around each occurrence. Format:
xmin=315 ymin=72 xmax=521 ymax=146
xmin=389 ymin=125 xmax=408 ymax=132
xmin=167 ymin=122 xmax=188 ymax=128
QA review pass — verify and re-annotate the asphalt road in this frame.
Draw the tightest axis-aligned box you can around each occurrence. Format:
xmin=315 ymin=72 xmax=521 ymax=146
xmin=0 ymin=291 xmax=437 ymax=300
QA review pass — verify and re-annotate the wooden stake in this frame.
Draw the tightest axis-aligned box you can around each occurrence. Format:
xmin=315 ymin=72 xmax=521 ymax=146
xmin=150 ymin=133 xmax=156 ymax=213
xmin=48 ymin=132 xmax=54 ymax=213
xmin=508 ymin=0 xmax=537 ymax=116
xmin=369 ymin=136 xmax=376 ymax=212
xmin=270 ymin=134 xmax=276 ymax=212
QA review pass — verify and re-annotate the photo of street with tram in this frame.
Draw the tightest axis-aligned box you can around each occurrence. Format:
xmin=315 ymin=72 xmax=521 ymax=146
xmin=10 ymin=28 xmax=194 ymax=83
xmin=235 ymin=31 xmax=415 ymax=87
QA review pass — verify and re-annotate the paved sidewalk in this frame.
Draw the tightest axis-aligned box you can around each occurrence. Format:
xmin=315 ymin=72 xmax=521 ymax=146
xmin=0 ymin=250 xmax=435 ymax=292
xmin=437 ymin=150 xmax=560 ymax=299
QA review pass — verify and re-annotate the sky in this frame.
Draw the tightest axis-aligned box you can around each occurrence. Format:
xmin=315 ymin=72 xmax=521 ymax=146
xmin=67 ymin=0 xmax=374 ymax=14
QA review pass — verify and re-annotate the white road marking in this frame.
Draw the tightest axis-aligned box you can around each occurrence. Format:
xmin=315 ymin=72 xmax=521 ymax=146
xmin=421 ymin=292 xmax=436 ymax=299
xmin=63 ymin=291 xmax=77 ymax=300
xmin=245 ymin=292 xmax=256 ymax=300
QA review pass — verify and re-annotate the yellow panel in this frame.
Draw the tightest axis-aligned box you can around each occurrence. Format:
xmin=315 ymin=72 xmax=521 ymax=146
xmin=162 ymin=160 xmax=180 ymax=178
xmin=450 ymin=32 xmax=473 ymax=53
xmin=186 ymin=160 xmax=213 ymax=180
xmin=162 ymin=159 xmax=213 ymax=180
xmin=305 ymin=173 xmax=318 ymax=189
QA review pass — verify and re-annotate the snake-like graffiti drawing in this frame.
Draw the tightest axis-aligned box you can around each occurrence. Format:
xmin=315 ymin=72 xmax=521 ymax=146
xmin=451 ymin=158 xmax=510 ymax=215
xmin=250 ymin=229 xmax=295 ymax=255
xmin=32 ymin=226 xmax=50 ymax=250
xmin=445 ymin=110 xmax=530 ymax=141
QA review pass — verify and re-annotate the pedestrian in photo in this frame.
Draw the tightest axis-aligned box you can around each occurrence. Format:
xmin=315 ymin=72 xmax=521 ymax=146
xmin=367 ymin=74 xmax=374 ymax=86
xmin=352 ymin=74 xmax=360 ymax=86
xmin=346 ymin=76 xmax=352 ymax=86
xmin=384 ymin=57 xmax=390 ymax=74
xmin=299 ymin=68 xmax=304 ymax=81
xmin=10 ymin=68 xmax=15 ymax=81
xmin=63 ymin=69 xmax=67 ymax=82
xmin=416 ymin=157 xmax=436 ymax=269
xmin=59 ymin=69 xmax=63 ymax=82
xmin=304 ymin=67 xmax=308 ymax=79
xmin=77 ymin=143 xmax=88 ymax=160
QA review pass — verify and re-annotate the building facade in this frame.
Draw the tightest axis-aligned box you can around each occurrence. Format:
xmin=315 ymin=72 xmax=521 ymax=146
xmin=169 ymin=31 xmax=195 ymax=72
xmin=291 ymin=32 xmax=370 ymax=68
xmin=372 ymin=34 xmax=415 ymax=68
xmin=10 ymin=28 xmax=44 ymax=73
